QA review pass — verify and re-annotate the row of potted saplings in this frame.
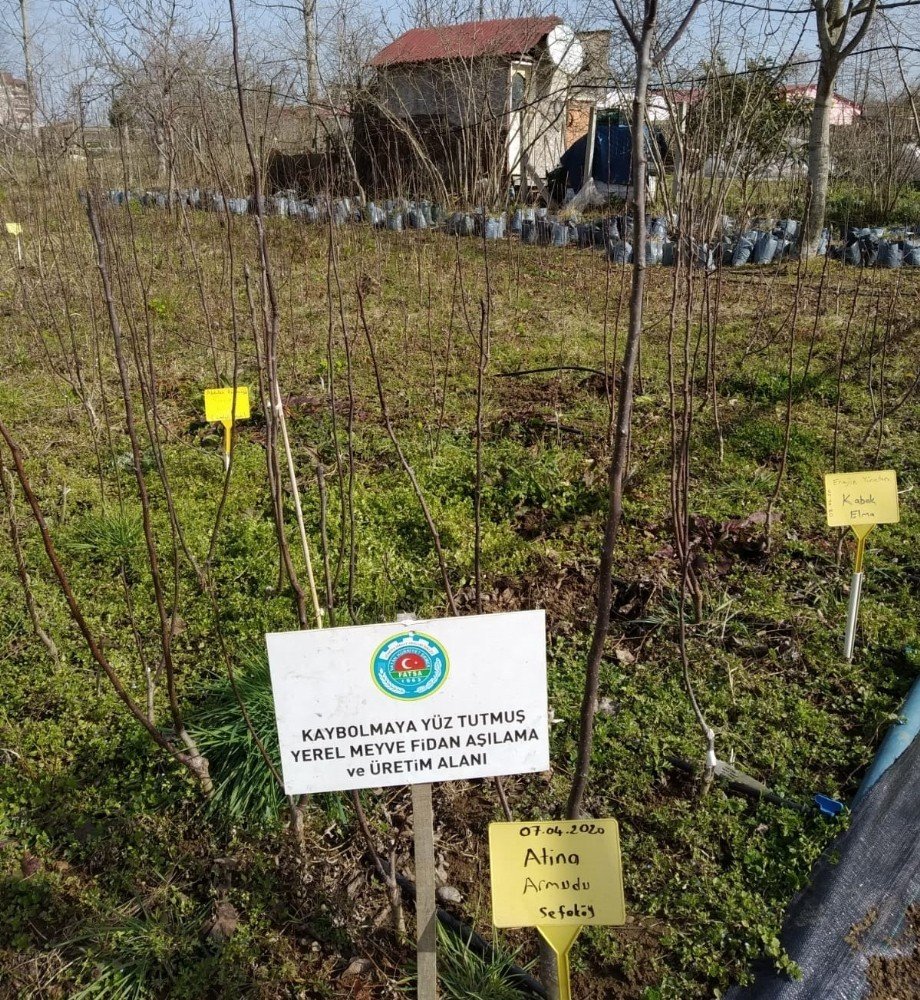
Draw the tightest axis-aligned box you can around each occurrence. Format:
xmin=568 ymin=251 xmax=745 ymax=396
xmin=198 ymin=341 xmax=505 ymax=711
xmin=100 ymin=189 xmax=920 ymax=268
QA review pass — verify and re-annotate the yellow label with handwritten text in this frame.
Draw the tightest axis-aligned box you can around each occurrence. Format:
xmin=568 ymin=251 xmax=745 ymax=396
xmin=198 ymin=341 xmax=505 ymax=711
xmin=489 ymin=820 xmax=625 ymax=928
xmin=204 ymin=387 xmax=250 ymax=423
xmin=5 ymin=222 xmax=22 ymax=236
xmin=824 ymin=470 xmax=899 ymax=527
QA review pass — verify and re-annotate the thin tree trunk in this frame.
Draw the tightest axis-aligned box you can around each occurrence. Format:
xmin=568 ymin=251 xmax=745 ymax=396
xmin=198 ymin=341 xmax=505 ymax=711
xmin=803 ymin=63 xmax=836 ymax=255
xmin=0 ymin=455 xmax=60 ymax=667
xmin=302 ymin=0 xmax=320 ymax=105
xmin=566 ymin=31 xmax=653 ymax=821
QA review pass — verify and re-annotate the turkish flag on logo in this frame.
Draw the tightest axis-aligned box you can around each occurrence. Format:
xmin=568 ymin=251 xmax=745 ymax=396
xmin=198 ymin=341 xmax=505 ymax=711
xmin=394 ymin=652 xmax=426 ymax=673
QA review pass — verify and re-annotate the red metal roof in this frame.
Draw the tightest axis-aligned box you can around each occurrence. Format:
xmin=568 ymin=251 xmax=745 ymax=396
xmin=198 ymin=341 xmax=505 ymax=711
xmin=369 ymin=16 xmax=561 ymax=67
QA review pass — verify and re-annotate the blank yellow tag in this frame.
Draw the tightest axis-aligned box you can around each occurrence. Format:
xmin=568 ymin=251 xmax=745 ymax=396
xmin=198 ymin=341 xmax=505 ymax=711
xmin=488 ymin=820 xmax=625 ymax=928
xmin=824 ymin=470 xmax=899 ymax=528
xmin=204 ymin=386 xmax=250 ymax=423
xmin=4 ymin=222 xmax=21 ymax=236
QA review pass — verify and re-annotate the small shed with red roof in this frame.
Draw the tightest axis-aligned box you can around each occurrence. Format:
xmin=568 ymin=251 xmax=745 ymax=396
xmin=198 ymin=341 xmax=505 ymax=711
xmin=360 ymin=17 xmax=609 ymax=199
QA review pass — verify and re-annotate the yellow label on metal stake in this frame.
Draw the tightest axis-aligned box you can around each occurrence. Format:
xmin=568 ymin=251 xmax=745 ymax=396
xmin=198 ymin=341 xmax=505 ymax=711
xmin=204 ymin=386 xmax=251 ymax=424
xmin=4 ymin=222 xmax=22 ymax=236
xmin=824 ymin=470 xmax=899 ymax=528
xmin=490 ymin=820 xmax=626 ymax=1000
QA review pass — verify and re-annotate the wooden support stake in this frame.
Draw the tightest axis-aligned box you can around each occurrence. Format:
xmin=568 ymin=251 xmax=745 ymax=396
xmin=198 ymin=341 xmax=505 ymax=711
xmin=583 ymin=105 xmax=598 ymax=187
xmin=412 ymin=782 xmax=438 ymax=999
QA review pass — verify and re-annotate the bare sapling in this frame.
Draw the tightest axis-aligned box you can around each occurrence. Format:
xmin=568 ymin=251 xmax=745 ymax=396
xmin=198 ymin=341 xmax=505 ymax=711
xmin=567 ymin=0 xmax=704 ymax=821
xmin=85 ymin=192 xmax=213 ymax=794
xmin=0 ymin=419 xmax=212 ymax=791
xmin=0 ymin=450 xmax=60 ymax=667
xmin=228 ymin=0 xmax=324 ymax=628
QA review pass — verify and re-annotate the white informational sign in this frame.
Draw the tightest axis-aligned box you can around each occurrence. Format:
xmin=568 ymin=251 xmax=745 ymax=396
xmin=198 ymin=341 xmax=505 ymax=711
xmin=266 ymin=610 xmax=549 ymax=795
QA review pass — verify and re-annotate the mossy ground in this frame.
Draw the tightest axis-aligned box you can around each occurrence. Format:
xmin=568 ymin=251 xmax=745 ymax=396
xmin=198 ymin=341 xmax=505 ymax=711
xmin=0 ymin=201 xmax=918 ymax=998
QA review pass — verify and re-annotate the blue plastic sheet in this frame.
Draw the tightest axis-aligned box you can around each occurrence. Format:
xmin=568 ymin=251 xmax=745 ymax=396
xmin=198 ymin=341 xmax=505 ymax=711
xmin=559 ymin=122 xmax=655 ymax=190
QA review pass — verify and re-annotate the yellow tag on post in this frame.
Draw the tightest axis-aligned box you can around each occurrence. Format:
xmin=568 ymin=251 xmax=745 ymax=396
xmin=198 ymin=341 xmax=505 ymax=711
xmin=824 ymin=470 xmax=899 ymax=528
xmin=488 ymin=820 xmax=626 ymax=928
xmin=204 ymin=386 xmax=251 ymax=423
xmin=5 ymin=222 xmax=22 ymax=236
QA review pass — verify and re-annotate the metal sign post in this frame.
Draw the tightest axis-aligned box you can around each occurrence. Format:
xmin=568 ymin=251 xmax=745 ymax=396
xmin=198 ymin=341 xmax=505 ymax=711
xmin=843 ymin=524 xmax=873 ymax=662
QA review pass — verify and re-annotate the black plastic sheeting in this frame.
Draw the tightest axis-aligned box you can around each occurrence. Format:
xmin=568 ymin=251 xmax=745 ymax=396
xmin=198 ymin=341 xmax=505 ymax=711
xmin=560 ymin=123 xmax=635 ymax=191
xmin=727 ymin=730 xmax=920 ymax=1000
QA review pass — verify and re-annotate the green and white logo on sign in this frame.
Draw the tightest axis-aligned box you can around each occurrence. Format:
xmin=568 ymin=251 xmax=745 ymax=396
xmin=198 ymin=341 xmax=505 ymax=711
xmin=371 ymin=631 xmax=449 ymax=701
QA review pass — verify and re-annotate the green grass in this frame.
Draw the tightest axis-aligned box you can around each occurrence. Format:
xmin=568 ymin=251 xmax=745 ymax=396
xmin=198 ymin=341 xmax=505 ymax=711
xmin=0 ymin=195 xmax=918 ymax=998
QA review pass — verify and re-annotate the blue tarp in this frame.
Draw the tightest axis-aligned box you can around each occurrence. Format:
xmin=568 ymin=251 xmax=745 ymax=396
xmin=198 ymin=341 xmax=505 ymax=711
xmin=559 ymin=123 xmax=649 ymax=191
xmin=727 ymin=725 xmax=920 ymax=1000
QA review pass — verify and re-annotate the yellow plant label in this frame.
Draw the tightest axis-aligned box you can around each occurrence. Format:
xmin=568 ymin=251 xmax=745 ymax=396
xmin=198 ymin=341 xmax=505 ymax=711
xmin=538 ymin=924 xmax=582 ymax=957
xmin=489 ymin=820 xmax=626 ymax=928
xmin=204 ymin=386 xmax=250 ymax=423
xmin=5 ymin=222 xmax=22 ymax=236
xmin=824 ymin=470 xmax=899 ymax=528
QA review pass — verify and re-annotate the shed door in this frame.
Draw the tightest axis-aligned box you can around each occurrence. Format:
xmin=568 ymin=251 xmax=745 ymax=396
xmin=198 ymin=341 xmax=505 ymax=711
xmin=508 ymin=63 xmax=530 ymax=180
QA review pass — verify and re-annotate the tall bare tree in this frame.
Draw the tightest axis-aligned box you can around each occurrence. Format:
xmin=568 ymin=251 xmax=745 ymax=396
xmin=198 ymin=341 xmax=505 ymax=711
xmin=566 ymin=0 xmax=703 ymax=821
xmin=301 ymin=0 xmax=320 ymax=102
xmin=802 ymin=0 xmax=878 ymax=252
